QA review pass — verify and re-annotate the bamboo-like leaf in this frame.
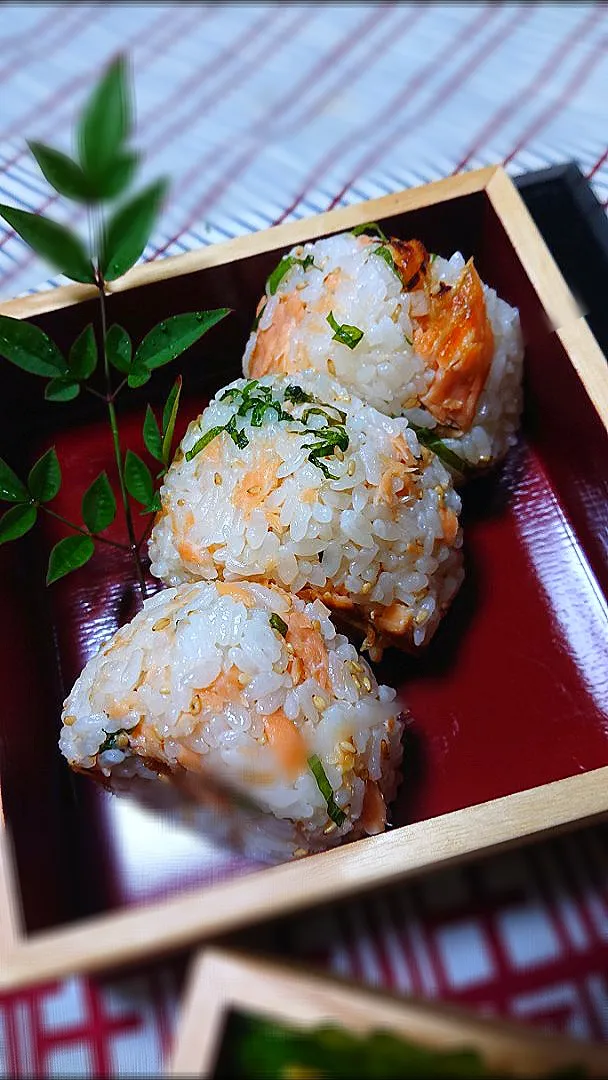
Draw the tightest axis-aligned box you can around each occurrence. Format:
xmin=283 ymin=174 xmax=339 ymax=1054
xmin=28 ymin=447 xmax=61 ymax=502
xmin=0 ymin=314 xmax=66 ymax=377
xmin=92 ymin=151 xmax=139 ymax=200
xmin=82 ymin=472 xmax=116 ymax=533
xmin=161 ymin=376 xmax=182 ymax=466
xmin=0 ymin=457 xmax=28 ymax=502
xmin=78 ymin=55 xmax=131 ymax=180
xmin=143 ymin=405 xmax=163 ymax=462
xmin=101 ymin=179 xmax=168 ymax=282
xmin=46 ymin=534 xmax=94 ymax=584
xmin=0 ymin=504 xmax=37 ymax=545
xmin=127 ymin=366 xmax=150 ymax=388
xmin=140 ymin=491 xmax=162 ymax=515
xmin=124 ymin=449 xmax=154 ymax=506
xmin=68 ymin=324 xmax=97 ymax=380
xmin=105 ymin=324 xmax=132 ymax=374
xmin=27 ymin=141 xmax=91 ymax=202
xmin=45 ymin=376 xmax=80 ymax=402
xmin=135 ymin=309 xmax=230 ymax=371
xmin=0 ymin=204 xmax=94 ymax=283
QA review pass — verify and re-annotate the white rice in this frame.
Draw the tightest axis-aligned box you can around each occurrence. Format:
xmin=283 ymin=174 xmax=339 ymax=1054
xmin=242 ymin=231 xmax=524 ymax=470
xmin=148 ymin=371 xmax=464 ymax=652
xmin=59 ymin=580 xmax=404 ymax=861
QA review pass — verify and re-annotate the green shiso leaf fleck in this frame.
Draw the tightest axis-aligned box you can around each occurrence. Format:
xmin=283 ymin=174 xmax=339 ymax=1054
xmin=326 ymin=310 xmax=364 ymax=350
xmin=269 ymin=613 xmax=288 ymax=637
xmin=308 ymin=754 xmax=346 ymax=827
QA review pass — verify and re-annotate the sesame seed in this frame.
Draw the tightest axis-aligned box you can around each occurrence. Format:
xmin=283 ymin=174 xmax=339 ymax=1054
xmin=339 ymin=739 xmax=356 ymax=753
xmin=347 ymin=460 xmax=356 ymax=476
xmin=415 ymin=609 xmax=430 ymax=625
xmin=177 ymin=498 xmax=185 ymax=507
xmin=285 ymin=642 xmax=295 ymax=654
xmin=312 ymin=695 xmax=327 ymax=711
xmin=327 ymin=359 xmax=336 ymax=376
xmin=152 ymin=617 xmax=171 ymax=631
xmin=160 ymin=687 xmax=171 ymax=696
xmin=63 ymin=714 xmax=76 ymax=727
xmin=381 ymin=738 xmax=389 ymax=758
xmin=214 ymin=472 xmax=222 ymax=485
xmin=360 ymin=581 xmax=372 ymax=594
xmin=312 ymin=619 xmax=321 ymax=633
xmin=351 ymin=674 xmax=361 ymax=691
xmin=362 ymin=676 xmax=372 ymax=692
xmin=116 ymin=732 xmax=130 ymax=749
xmin=323 ymin=821 xmax=338 ymax=834
xmin=346 ymin=660 xmax=361 ymax=673
xmin=334 ymin=447 xmax=344 ymax=461
xmin=190 ymin=695 xmax=202 ymax=714
xmin=294 ymin=847 xmax=308 ymax=858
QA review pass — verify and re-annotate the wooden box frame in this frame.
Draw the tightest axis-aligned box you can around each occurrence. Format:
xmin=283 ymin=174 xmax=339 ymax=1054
xmin=0 ymin=166 xmax=607 ymax=990
xmin=169 ymin=948 xmax=608 ymax=1076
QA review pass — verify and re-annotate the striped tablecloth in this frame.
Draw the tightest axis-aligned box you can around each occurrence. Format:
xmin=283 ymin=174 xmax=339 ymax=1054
xmin=0 ymin=4 xmax=607 ymax=1075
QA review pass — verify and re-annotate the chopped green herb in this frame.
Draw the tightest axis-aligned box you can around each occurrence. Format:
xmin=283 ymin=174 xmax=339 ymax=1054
xmin=373 ymin=243 xmax=397 ymax=274
xmin=185 ymin=425 xmax=227 ymax=461
xmin=266 ymin=253 xmax=317 ymax=295
xmin=351 ymin=221 xmax=388 ymax=242
xmin=404 ymin=334 xmax=413 ymax=347
xmin=98 ymin=730 xmax=128 ymax=754
xmin=409 ymin=423 xmax=470 ymax=475
xmin=301 ymin=404 xmax=346 ymax=428
xmin=308 ymin=754 xmax=346 ymax=826
xmin=269 ymin=612 xmax=288 ymax=637
xmin=284 ymin=384 xmax=314 ymax=405
xmin=326 ymin=310 xmax=364 ymax=350
xmin=224 ymin=413 xmax=250 ymax=449
xmin=430 ymin=252 xmax=438 ymax=263
xmin=251 ymin=301 xmax=266 ymax=332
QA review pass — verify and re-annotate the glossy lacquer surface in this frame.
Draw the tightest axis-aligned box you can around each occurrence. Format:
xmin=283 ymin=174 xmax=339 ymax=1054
xmin=0 ymin=189 xmax=606 ymax=934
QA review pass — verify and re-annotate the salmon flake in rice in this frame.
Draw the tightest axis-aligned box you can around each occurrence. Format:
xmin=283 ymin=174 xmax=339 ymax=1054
xmin=148 ymin=371 xmax=464 ymax=654
xmin=58 ymin=579 xmax=405 ymax=862
xmin=243 ymin=230 xmax=524 ymax=472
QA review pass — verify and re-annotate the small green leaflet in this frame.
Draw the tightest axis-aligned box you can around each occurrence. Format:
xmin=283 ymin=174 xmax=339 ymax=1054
xmin=266 ymin=253 xmax=316 ymax=295
xmin=27 ymin=141 xmax=91 ymax=203
xmin=351 ymin=221 xmax=388 ymax=242
xmin=28 ymin=447 xmax=61 ymax=503
xmin=105 ymin=324 xmax=132 ymax=374
xmin=0 ymin=204 xmax=94 ymax=284
xmin=143 ymin=405 xmax=163 ymax=462
xmin=161 ymin=376 xmax=182 ymax=466
xmin=0 ymin=456 xmax=28 ymax=502
xmin=251 ymin=301 xmax=266 ymax=332
xmin=0 ymin=504 xmax=37 ymax=545
xmin=0 ymin=315 xmax=66 ymax=378
xmin=269 ymin=612 xmax=288 ymax=637
xmin=45 ymin=376 xmax=80 ymax=402
xmin=134 ymin=309 xmax=230 ymax=371
xmin=82 ymin=472 xmax=116 ymax=533
xmin=68 ymin=325 xmax=97 ymax=380
xmin=101 ymin=178 xmax=168 ymax=281
xmin=326 ymin=310 xmax=363 ymax=350
xmin=78 ymin=54 xmax=132 ymax=181
xmin=124 ymin=450 xmax=155 ymax=507
xmin=308 ymin=755 xmax=346 ymax=827
xmin=409 ymin=423 xmax=470 ymax=475
xmin=46 ymin=534 xmax=94 ymax=584
xmin=90 ymin=151 xmax=139 ymax=201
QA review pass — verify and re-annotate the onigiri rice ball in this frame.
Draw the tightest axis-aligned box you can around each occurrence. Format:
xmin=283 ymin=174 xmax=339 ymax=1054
xmin=148 ymin=371 xmax=464 ymax=655
xmin=243 ymin=229 xmax=524 ymax=471
xmin=59 ymin=579 xmax=404 ymax=861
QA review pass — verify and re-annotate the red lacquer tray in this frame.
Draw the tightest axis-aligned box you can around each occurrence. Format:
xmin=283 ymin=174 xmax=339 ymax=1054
xmin=0 ymin=166 xmax=607 ymax=988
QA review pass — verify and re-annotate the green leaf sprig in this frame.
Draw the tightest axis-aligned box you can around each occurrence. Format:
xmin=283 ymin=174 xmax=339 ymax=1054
xmin=409 ymin=423 xmax=470 ymax=476
xmin=308 ymin=754 xmax=346 ymax=827
xmin=0 ymin=55 xmax=230 ymax=598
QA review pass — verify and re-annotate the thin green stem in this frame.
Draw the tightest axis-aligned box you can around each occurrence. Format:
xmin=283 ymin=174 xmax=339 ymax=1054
xmin=42 ymin=507 xmax=129 ymax=551
xmin=96 ymin=273 xmax=147 ymax=603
